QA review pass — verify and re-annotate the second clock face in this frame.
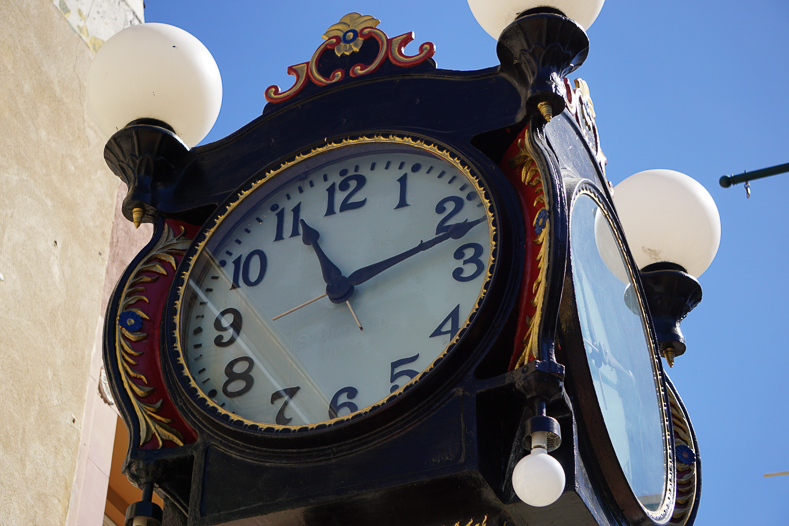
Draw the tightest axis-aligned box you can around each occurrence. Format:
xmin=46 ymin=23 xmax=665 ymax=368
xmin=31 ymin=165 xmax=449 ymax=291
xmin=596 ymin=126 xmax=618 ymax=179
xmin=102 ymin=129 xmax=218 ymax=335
xmin=175 ymin=137 xmax=495 ymax=429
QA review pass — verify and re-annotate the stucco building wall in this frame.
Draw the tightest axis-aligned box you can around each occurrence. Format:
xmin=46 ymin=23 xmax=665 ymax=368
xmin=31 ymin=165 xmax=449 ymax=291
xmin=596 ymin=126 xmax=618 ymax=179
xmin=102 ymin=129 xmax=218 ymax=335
xmin=0 ymin=1 xmax=146 ymax=524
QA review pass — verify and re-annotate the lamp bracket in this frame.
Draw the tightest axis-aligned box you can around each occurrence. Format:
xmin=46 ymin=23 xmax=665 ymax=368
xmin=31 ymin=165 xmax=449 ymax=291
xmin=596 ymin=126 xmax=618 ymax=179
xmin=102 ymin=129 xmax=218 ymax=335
xmin=103 ymin=124 xmax=190 ymax=226
xmin=639 ymin=267 xmax=702 ymax=365
xmin=497 ymin=13 xmax=589 ymax=122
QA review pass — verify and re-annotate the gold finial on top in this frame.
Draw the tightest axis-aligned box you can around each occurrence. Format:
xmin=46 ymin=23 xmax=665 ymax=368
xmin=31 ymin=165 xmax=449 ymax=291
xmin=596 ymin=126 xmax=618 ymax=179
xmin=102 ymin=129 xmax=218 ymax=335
xmin=132 ymin=207 xmax=144 ymax=229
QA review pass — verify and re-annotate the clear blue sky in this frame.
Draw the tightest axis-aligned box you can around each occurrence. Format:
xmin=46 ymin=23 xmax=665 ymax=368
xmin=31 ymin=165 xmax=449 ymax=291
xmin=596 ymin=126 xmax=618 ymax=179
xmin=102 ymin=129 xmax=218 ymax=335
xmin=145 ymin=1 xmax=789 ymax=523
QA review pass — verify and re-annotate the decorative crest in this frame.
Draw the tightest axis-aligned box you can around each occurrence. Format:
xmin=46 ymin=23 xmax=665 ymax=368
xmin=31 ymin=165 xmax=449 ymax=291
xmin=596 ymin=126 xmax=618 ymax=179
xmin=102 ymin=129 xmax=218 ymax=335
xmin=265 ymin=13 xmax=436 ymax=104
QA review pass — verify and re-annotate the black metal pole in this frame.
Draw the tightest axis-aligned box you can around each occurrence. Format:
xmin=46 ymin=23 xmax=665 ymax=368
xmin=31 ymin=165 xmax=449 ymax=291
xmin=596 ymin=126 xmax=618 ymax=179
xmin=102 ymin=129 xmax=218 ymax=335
xmin=719 ymin=162 xmax=789 ymax=187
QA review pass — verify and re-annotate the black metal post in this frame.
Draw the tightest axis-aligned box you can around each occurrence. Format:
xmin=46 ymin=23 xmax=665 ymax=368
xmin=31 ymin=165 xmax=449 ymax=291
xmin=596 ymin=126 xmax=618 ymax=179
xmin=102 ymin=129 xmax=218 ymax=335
xmin=719 ymin=162 xmax=789 ymax=187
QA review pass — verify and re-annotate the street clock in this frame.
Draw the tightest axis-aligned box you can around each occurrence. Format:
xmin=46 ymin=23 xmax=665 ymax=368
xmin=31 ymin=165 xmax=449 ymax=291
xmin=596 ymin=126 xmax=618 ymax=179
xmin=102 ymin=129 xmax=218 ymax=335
xmin=97 ymin=10 xmax=702 ymax=526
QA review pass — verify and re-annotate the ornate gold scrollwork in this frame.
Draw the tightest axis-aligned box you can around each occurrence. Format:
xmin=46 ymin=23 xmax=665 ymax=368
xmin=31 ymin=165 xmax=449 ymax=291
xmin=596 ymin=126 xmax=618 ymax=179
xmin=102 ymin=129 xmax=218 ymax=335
xmin=116 ymin=225 xmax=192 ymax=448
xmin=510 ymin=140 xmax=549 ymax=368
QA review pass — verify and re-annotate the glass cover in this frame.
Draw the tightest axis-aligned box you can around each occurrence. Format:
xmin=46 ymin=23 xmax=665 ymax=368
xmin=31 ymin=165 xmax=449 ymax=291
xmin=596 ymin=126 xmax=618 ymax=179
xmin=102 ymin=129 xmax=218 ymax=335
xmin=570 ymin=193 xmax=667 ymax=511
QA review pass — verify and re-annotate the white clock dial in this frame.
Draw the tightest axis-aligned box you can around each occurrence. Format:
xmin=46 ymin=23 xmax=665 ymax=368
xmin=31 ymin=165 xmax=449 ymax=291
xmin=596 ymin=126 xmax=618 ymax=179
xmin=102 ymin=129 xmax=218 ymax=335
xmin=176 ymin=138 xmax=496 ymax=428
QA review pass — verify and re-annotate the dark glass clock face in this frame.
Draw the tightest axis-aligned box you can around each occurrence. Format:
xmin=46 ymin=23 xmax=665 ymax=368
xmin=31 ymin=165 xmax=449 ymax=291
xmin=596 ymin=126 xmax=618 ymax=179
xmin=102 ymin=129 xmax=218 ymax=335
xmin=570 ymin=193 xmax=668 ymax=512
xmin=174 ymin=138 xmax=495 ymax=429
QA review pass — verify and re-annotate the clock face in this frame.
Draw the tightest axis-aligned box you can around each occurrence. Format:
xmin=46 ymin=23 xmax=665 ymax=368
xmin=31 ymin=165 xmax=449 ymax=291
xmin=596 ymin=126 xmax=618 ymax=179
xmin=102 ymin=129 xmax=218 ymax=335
xmin=570 ymin=191 xmax=671 ymax=515
xmin=173 ymin=137 xmax=496 ymax=429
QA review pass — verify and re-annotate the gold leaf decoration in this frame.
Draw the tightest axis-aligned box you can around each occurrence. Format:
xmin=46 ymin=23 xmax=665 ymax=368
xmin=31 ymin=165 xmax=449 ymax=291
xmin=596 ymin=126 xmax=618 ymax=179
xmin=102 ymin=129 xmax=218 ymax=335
xmin=139 ymin=263 xmax=168 ymax=275
xmin=129 ymin=382 xmax=154 ymax=399
xmin=122 ymin=361 xmax=148 ymax=382
xmin=153 ymin=253 xmax=178 ymax=270
xmin=322 ymin=13 xmax=380 ymax=56
xmin=122 ymin=295 xmax=149 ymax=309
xmin=130 ymin=274 xmax=159 ymax=285
xmin=115 ymin=224 xmax=191 ymax=448
xmin=120 ymin=338 xmax=143 ymax=357
xmin=121 ymin=328 xmax=148 ymax=342
xmin=128 ymin=308 xmax=150 ymax=320
xmin=121 ymin=353 xmax=139 ymax=366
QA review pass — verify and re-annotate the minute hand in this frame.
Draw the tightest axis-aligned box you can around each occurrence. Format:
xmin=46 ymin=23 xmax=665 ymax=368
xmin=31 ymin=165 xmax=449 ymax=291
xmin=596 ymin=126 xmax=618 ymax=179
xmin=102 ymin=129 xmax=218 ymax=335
xmin=347 ymin=217 xmax=486 ymax=287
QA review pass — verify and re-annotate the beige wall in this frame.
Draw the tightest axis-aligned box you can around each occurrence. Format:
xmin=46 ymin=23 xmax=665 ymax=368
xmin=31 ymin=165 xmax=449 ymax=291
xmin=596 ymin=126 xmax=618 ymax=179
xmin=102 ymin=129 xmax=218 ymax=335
xmin=0 ymin=1 xmax=145 ymax=524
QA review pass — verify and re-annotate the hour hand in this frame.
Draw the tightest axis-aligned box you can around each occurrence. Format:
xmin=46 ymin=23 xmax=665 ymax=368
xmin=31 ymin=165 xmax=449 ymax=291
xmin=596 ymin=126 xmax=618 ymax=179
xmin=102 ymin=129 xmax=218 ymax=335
xmin=300 ymin=219 xmax=343 ymax=283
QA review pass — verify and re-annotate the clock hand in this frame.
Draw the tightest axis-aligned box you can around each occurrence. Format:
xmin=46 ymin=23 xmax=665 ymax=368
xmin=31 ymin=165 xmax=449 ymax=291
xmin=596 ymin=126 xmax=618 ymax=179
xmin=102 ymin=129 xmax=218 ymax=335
xmin=272 ymin=293 xmax=362 ymax=331
xmin=345 ymin=301 xmax=364 ymax=331
xmin=346 ymin=217 xmax=486 ymax=287
xmin=298 ymin=218 xmax=358 ymax=305
xmin=280 ymin=220 xmax=362 ymax=330
xmin=272 ymin=293 xmax=327 ymax=321
xmin=300 ymin=219 xmax=343 ymax=284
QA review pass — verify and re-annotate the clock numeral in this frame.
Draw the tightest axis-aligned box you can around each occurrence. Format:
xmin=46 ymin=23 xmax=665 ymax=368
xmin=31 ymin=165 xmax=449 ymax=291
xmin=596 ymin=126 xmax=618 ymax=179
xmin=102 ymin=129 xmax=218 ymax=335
xmin=274 ymin=202 xmax=301 ymax=241
xmin=452 ymin=243 xmax=485 ymax=282
xmin=435 ymin=196 xmax=464 ymax=235
xmin=429 ymin=304 xmax=460 ymax=340
xmin=325 ymin=174 xmax=367 ymax=216
xmin=271 ymin=386 xmax=300 ymax=425
xmin=328 ymin=386 xmax=358 ymax=419
xmin=394 ymin=173 xmax=409 ymax=209
xmin=213 ymin=308 xmax=243 ymax=347
xmin=230 ymin=249 xmax=267 ymax=289
xmin=222 ymin=356 xmax=254 ymax=398
xmin=390 ymin=353 xmax=420 ymax=393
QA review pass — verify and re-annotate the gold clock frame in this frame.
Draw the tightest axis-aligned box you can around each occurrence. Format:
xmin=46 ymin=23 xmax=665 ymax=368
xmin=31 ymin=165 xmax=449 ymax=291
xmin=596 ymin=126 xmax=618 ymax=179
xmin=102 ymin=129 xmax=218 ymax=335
xmin=169 ymin=134 xmax=500 ymax=434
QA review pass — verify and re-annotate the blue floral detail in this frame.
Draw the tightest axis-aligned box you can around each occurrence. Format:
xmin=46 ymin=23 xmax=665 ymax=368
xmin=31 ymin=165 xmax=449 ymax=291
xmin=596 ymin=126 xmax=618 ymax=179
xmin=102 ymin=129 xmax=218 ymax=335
xmin=342 ymin=29 xmax=358 ymax=44
xmin=675 ymin=444 xmax=696 ymax=465
xmin=119 ymin=311 xmax=143 ymax=332
xmin=534 ymin=209 xmax=549 ymax=236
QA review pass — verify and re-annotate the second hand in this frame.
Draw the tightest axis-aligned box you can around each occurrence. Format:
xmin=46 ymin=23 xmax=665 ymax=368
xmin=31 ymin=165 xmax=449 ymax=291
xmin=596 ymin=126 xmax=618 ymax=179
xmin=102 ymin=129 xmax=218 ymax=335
xmin=272 ymin=293 xmax=327 ymax=320
xmin=272 ymin=294 xmax=363 ymax=331
xmin=345 ymin=301 xmax=363 ymax=331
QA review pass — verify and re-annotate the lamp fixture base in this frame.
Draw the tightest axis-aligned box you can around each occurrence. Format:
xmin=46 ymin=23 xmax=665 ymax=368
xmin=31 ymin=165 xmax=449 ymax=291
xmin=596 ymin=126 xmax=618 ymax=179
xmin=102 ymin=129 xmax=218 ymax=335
xmin=497 ymin=12 xmax=589 ymax=122
xmin=639 ymin=263 xmax=703 ymax=366
xmin=103 ymin=124 xmax=190 ymax=227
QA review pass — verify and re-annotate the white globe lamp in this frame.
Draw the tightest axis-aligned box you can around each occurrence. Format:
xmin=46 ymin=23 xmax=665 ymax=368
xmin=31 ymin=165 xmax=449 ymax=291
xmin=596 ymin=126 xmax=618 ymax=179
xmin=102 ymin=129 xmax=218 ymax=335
xmin=468 ymin=0 xmax=606 ymax=39
xmin=87 ymin=23 xmax=222 ymax=148
xmin=511 ymin=431 xmax=566 ymax=507
xmin=612 ymin=169 xmax=721 ymax=278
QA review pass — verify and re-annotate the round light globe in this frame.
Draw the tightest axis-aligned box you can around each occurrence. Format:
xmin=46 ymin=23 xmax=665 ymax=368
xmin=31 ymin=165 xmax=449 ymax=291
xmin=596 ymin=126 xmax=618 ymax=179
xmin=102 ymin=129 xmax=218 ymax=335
xmin=467 ymin=0 xmax=605 ymax=39
xmin=87 ymin=23 xmax=222 ymax=148
xmin=612 ymin=169 xmax=721 ymax=278
xmin=511 ymin=449 xmax=566 ymax=507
